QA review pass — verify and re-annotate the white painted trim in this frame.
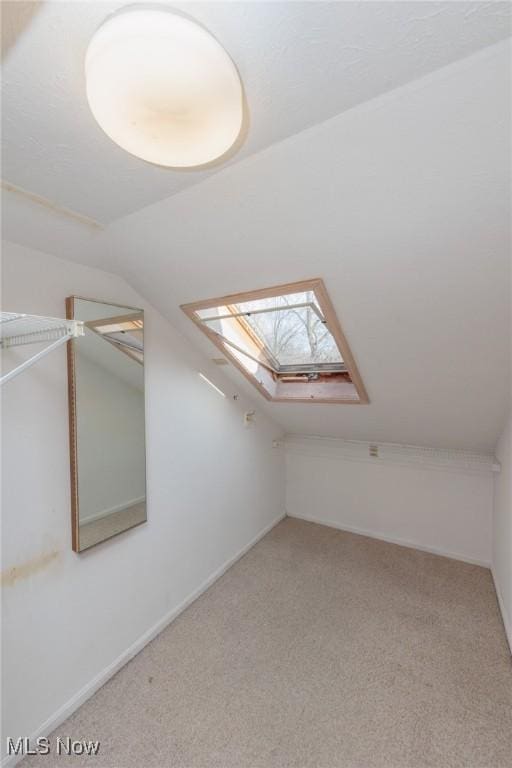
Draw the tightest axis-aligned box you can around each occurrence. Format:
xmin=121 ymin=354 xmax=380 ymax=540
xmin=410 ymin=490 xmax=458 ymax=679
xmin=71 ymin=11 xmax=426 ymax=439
xmin=284 ymin=435 xmax=499 ymax=476
xmin=1 ymin=181 xmax=103 ymax=230
xmin=80 ymin=497 xmax=146 ymax=525
xmin=491 ymin=568 xmax=512 ymax=657
xmin=1 ymin=512 xmax=286 ymax=768
xmin=287 ymin=512 xmax=491 ymax=568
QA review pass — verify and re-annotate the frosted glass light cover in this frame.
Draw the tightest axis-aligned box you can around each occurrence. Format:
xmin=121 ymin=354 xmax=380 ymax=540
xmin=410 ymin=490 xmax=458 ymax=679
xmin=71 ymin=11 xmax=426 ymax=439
xmin=85 ymin=6 xmax=243 ymax=167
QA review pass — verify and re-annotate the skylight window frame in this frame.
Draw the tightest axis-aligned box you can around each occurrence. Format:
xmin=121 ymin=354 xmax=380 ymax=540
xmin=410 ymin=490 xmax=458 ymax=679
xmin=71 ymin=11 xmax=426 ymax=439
xmin=85 ymin=312 xmax=144 ymax=365
xmin=226 ymin=300 xmax=336 ymax=375
xmin=181 ymin=279 xmax=369 ymax=404
xmin=199 ymin=300 xmax=325 ymax=325
xmin=225 ymin=303 xmax=281 ymax=372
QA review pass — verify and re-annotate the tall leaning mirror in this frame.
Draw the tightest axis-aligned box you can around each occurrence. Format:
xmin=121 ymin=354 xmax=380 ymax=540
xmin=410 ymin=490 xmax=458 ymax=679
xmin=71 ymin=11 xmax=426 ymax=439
xmin=66 ymin=297 xmax=146 ymax=552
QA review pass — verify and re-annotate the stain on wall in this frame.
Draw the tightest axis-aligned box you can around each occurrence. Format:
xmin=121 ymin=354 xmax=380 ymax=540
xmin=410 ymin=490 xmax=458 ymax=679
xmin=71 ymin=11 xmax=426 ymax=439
xmin=1 ymin=549 xmax=60 ymax=587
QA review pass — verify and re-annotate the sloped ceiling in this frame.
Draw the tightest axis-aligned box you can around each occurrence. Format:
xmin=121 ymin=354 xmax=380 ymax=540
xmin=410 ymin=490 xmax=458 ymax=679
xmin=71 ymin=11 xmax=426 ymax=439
xmin=2 ymin=0 xmax=511 ymax=222
xmin=1 ymin=3 xmax=510 ymax=452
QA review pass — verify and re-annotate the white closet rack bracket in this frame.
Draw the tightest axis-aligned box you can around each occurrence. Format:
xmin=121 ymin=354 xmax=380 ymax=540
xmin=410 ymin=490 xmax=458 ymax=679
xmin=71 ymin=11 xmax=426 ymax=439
xmin=0 ymin=312 xmax=84 ymax=386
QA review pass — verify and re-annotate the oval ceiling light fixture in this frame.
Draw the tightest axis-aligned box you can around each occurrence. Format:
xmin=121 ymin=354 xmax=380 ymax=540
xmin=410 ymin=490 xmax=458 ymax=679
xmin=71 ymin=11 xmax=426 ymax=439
xmin=85 ymin=4 xmax=243 ymax=168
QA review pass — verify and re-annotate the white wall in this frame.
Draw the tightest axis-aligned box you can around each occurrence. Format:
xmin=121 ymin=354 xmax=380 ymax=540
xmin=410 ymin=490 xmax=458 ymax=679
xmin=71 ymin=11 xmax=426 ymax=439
xmin=493 ymin=413 xmax=512 ymax=653
xmin=285 ymin=437 xmax=495 ymax=567
xmin=1 ymin=241 xmax=285 ymax=764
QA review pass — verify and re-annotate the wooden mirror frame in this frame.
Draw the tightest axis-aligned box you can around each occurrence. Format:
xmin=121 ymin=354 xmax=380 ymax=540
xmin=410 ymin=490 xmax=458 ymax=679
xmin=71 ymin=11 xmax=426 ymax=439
xmin=66 ymin=296 xmax=146 ymax=552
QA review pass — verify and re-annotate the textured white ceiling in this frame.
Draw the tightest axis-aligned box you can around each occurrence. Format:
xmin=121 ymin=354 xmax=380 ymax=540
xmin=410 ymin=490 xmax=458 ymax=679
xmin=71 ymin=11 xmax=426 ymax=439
xmin=2 ymin=1 xmax=511 ymax=223
xmin=2 ymin=5 xmax=510 ymax=452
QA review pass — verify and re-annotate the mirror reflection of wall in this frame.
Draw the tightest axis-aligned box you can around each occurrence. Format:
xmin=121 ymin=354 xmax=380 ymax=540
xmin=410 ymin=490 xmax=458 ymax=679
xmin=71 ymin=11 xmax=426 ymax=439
xmin=67 ymin=297 xmax=146 ymax=552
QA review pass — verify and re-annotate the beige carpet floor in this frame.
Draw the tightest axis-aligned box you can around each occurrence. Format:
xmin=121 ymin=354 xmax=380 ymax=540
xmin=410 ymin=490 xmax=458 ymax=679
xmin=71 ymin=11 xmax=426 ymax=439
xmin=22 ymin=518 xmax=512 ymax=768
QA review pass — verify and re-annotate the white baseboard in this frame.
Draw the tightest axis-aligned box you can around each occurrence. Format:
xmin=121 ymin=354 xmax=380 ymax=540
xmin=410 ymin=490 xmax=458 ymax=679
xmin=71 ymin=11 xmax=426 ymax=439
xmin=287 ymin=512 xmax=491 ymax=568
xmin=1 ymin=512 xmax=286 ymax=768
xmin=491 ymin=567 xmax=512 ymax=656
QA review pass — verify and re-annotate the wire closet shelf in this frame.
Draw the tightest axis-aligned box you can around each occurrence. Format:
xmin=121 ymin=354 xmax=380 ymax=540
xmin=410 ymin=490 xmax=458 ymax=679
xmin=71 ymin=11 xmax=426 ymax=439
xmin=0 ymin=311 xmax=84 ymax=386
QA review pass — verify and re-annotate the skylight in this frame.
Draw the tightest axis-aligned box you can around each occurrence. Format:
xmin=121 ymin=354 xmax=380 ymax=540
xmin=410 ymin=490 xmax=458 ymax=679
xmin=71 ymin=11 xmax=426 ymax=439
xmin=182 ymin=279 xmax=368 ymax=404
xmin=85 ymin=313 xmax=144 ymax=365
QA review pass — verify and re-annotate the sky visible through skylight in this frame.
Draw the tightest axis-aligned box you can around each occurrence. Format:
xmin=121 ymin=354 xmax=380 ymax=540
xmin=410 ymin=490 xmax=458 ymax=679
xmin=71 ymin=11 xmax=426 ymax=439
xmin=199 ymin=291 xmax=343 ymax=371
